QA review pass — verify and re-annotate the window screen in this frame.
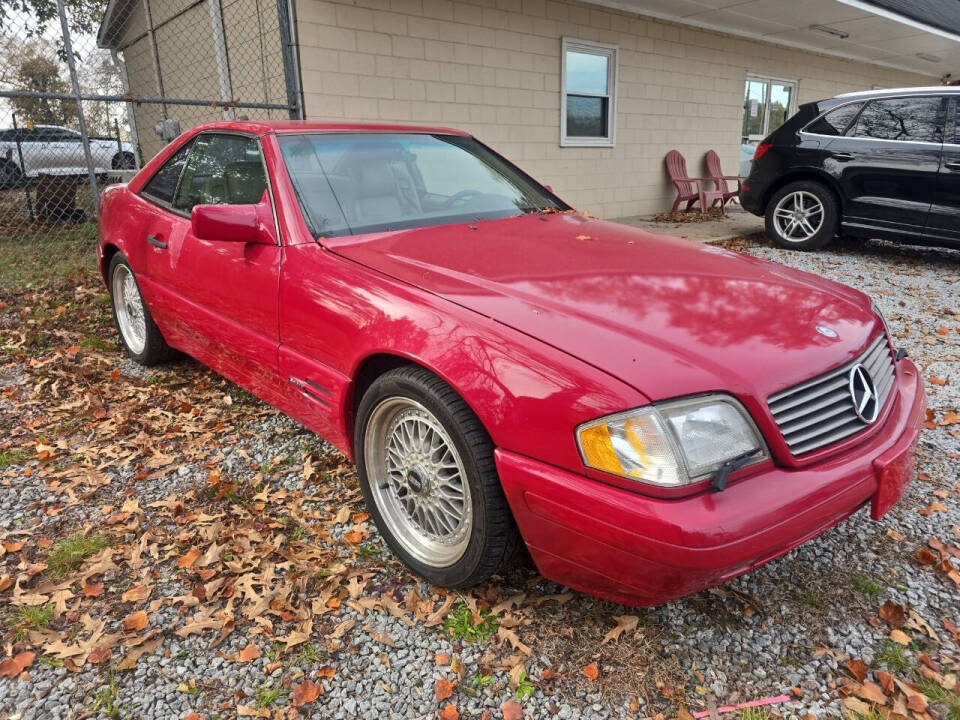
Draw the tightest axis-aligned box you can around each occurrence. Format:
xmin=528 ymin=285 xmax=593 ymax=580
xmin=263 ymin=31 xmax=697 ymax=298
xmin=851 ymin=97 xmax=944 ymax=143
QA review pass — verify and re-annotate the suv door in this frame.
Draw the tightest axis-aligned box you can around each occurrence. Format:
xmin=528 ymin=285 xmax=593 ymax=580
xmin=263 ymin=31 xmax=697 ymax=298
xmin=139 ymin=132 xmax=280 ymax=382
xmin=926 ymin=96 xmax=960 ymax=245
xmin=825 ymin=95 xmax=945 ymax=240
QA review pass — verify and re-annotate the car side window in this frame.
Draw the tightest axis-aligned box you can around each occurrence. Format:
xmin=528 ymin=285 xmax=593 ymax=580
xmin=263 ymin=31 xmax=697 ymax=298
xmin=141 ymin=141 xmax=194 ymax=205
xmin=804 ymin=102 xmax=863 ymax=136
xmin=850 ymin=96 xmax=945 ymax=143
xmin=173 ymin=133 xmax=266 ymax=213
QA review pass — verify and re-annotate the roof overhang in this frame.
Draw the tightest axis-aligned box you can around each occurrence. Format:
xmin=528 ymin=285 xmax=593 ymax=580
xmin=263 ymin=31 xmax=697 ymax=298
xmin=97 ymin=0 xmax=138 ymax=49
xmin=577 ymin=0 xmax=960 ymax=79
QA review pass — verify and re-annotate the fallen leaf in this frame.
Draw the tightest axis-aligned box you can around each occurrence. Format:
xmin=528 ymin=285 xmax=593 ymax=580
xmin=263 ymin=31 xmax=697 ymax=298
xmin=845 ymin=658 xmax=869 ymax=682
xmin=435 ymin=677 xmax=454 ymax=701
xmin=292 ymin=679 xmax=322 ymax=706
xmin=236 ymin=706 xmax=270 ymax=718
xmin=582 ymin=662 xmax=599 ymax=680
xmin=439 ymin=705 xmax=459 ymax=720
xmin=83 ymin=583 xmax=104 ymax=598
xmin=122 ymin=611 xmax=148 ymax=632
xmin=602 ymin=614 xmax=639 ymax=644
xmin=87 ymin=646 xmax=113 ymax=664
xmin=886 ymin=529 xmax=906 ymax=542
xmin=0 ymin=651 xmax=35 ymax=677
xmin=435 ymin=652 xmax=451 ymax=666
xmin=235 ymin=644 xmax=260 ymax=663
xmin=343 ymin=531 xmax=363 ymax=544
xmin=121 ymin=584 xmax=151 ymax=603
xmin=502 ymin=699 xmax=524 ymax=720
xmin=917 ymin=547 xmax=939 ymax=565
xmin=876 ymin=670 xmax=894 ymax=694
xmin=929 ymin=375 xmax=949 ymax=386
xmin=855 ymin=680 xmax=888 ymax=705
xmin=316 ymin=665 xmax=336 ymax=679
xmin=889 ymin=629 xmax=911 ymax=645
xmin=879 ymin=601 xmax=906 ymax=628
xmin=677 ymin=707 xmax=695 ymax=720
xmin=178 ymin=548 xmax=201 ymax=569
xmin=575 ymin=234 xmax=592 ymax=241
xmin=2 ymin=540 xmax=24 ymax=552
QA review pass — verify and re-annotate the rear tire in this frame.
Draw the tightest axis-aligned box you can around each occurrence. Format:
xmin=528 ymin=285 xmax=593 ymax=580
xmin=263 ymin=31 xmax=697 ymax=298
xmin=111 ymin=151 xmax=136 ymax=170
xmin=765 ymin=180 xmax=838 ymax=251
xmin=355 ymin=366 xmax=522 ymax=588
xmin=0 ymin=160 xmax=22 ymax=189
xmin=108 ymin=253 xmax=175 ymax=366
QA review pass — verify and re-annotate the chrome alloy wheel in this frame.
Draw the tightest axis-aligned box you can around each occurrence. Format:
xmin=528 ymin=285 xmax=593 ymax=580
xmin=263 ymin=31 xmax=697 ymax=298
xmin=112 ymin=263 xmax=146 ymax=354
xmin=772 ymin=190 xmax=824 ymax=243
xmin=365 ymin=397 xmax=472 ymax=567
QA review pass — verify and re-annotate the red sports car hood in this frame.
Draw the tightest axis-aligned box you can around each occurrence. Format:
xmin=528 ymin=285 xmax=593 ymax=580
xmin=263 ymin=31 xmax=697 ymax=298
xmin=326 ymin=213 xmax=882 ymax=402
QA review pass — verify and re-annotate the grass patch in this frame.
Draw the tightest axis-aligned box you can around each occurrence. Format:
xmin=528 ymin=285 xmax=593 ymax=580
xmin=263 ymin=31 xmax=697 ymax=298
xmin=7 ymin=603 xmax=54 ymax=640
xmin=296 ymin=643 xmax=325 ymax=665
xmin=46 ymin=533 xmax=108 ymax=576
xmin=0 ymin=448 xmax=30 ymax=469
xmin=91 ymin=666 xmax=122 ymax=719
xmin=740 ymin=709 xmax=777 ymax=720
xmin=875 ymin=639 xmax=911 ymax=673
xmin=798 ymin=592 xmax=825 ymax=610
xmin=0 ymin=222 xmax=98 ymax=292
xmin=81 ymin=336 xmax=114 ymax=352
xmin=444 ymin=600 xmax=500 ymax=644
xmin=256 ymin=685 xmax=284 ymax=708
xmin=915 ymin=677 xmax=960 ymax=720
xmin=851 ymin=574 xmax=884 ymax=599
xmin=514 ymin=669 xmax=534 ymax=701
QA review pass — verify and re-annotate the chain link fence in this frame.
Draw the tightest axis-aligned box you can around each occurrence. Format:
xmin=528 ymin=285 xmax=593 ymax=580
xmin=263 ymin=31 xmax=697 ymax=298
xmin=0 ymin=0 xmax=300 ymax=292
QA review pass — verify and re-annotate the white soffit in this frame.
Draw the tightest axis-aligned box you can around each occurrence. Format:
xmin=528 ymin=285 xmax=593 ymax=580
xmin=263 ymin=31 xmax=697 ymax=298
xmin=579 ymin=0 xmax=960 ymax=78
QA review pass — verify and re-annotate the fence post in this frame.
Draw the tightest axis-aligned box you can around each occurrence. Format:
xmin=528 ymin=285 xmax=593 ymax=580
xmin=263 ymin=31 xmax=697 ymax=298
xmin=56 ymin=0 xmax=100 ymax=217
xmin=207 ymin=0 xmax=235 ymax=121
xmin=277 ymin=0 xmax=303 ymax=120
xmin=10 ymin=115 xmax=34 ymax=222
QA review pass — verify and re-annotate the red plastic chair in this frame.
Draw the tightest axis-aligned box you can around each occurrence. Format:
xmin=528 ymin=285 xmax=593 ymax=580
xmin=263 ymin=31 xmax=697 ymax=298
xmin=664 ymin=150 xmax=724 ymax=214
xmin=705 ymin=149 xmax=745 ymax=208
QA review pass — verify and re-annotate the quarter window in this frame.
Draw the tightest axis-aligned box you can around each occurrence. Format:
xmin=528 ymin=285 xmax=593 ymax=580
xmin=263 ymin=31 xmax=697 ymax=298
xmin=851 ymin=97 xmax=945 ymax=143
xmin=173 ymin=133 xmax=267 ymax=212
xmin=561 ymin=38 xmax=617 ymax=147
xmin=805 ymin=102 xmax=864 ymax=136
xmin=141 ymin=140 xmax=193 ymax=205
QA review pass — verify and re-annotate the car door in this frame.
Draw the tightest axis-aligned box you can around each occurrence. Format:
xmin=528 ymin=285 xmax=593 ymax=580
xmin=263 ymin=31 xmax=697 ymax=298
xmin=139 ymin=131 xmax=281 ymax=387
xmin=824 ymin=95 xmax=944 ymax=239
xmin=926 ymin=96 xmax=960 ymax=245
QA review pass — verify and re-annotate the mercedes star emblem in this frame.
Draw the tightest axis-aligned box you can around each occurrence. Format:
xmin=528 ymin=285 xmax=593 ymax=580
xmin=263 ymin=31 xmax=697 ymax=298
xmin=848 ymin=363 xmax=879 ymax=424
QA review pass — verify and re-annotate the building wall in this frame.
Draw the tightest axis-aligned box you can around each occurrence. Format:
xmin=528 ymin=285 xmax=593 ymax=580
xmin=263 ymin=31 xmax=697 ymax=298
xmin=294 ymin=0 xmax=934 ymax=217
xmin=112 ymin=0 xmax=290 ymax=160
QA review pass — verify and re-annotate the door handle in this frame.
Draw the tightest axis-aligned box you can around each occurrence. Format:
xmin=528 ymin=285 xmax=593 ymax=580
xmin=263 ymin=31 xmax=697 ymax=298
xmin=829 ymin=152 xmax=854 ymax=161
xmin=146 ymin=234 xmax=167 ymax=249
xmin=944 ymin=161 xmax=960 ymax=171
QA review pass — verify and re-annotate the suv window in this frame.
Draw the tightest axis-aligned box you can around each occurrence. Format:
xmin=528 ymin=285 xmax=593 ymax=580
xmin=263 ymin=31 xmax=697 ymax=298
xmin=141 ymin=141 xmax=194 ymax=205
xmin=173 ymin=133 xmax=266 ymax=212
xmin=850 ymin=96 xmax=944 ymax=143
xmin=805 ymin=102 xmax=863 ymax=136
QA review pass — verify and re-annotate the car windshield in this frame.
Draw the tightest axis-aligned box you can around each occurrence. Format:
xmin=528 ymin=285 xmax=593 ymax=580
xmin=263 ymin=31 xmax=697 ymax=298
xmin=277 ymin=132 xmax=565 ymax=237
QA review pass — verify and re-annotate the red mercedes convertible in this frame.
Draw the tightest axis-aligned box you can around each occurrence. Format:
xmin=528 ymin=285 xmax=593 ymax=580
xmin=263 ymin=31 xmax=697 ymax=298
xmin=97 ymin=121 xmax=925 ymax=606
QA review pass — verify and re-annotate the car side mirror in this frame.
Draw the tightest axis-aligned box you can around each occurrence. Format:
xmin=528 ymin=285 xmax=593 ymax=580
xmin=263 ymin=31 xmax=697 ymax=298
xmin=544 ymin=184 xmax=553 ymax=193
xmin=191 ymin=191 xmax=276 ymax=245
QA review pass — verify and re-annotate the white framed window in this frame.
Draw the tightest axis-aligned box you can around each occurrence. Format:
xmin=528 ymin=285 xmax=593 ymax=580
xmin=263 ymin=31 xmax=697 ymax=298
xmin=561 ymin=37 xmax=617 ymax=147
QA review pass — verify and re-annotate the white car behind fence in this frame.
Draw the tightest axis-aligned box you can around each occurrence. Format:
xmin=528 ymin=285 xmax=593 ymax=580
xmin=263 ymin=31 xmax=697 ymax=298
xmin=0 ymin=125 xmax=136 ymax=188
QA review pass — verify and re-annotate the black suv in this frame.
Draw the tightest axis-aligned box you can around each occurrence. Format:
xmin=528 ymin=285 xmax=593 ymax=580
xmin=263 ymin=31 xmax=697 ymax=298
xmin=740 ymin=86 xmax=960 ymax=251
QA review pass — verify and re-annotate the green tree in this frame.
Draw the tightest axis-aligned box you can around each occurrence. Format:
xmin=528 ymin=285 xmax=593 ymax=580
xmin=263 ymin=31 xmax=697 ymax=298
xmin=0 ymin=0 xmax=104 ymax=39
xmin=10 ymin=53 xmax=77 ymax=125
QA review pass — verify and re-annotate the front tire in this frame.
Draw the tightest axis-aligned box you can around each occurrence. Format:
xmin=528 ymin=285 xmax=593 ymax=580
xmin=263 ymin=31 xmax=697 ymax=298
xmin=0 ymin=160 xmax=23 ymax=189
xmin=108 ymin=253 xmax=174 ymax=365
xmin=765 ymin=180 xmax=838 ymax=250
xmin=355 ymin=366 xmax=522 ymax=588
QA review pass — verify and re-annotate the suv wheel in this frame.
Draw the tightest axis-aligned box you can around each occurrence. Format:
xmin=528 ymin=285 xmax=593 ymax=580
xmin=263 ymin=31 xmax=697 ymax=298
xmin=765 ymin=180 xmax=838 ymax=250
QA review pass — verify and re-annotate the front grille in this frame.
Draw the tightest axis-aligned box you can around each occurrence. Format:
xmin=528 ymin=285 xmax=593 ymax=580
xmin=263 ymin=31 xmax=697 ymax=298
xmin=768 ymin=334 xmax=896 ymax=456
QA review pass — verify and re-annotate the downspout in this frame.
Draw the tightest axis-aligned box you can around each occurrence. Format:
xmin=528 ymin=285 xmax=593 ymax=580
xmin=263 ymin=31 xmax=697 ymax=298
xmin=143 ymin=0 xmax=167 ymax=119
xmin=110 ymin=48 xmax=142 ymax=168
xmin=207 ymin=0 xmax=235 ymax=120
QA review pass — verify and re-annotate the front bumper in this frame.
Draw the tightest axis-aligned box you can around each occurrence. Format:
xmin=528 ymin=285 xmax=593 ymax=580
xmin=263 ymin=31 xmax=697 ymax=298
xmin=496 ymin=360 xmax=925 ymax=607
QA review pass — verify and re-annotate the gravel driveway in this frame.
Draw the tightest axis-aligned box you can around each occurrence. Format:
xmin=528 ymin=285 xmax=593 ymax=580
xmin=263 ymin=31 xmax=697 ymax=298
xmin=0 ymin=232 xmax=958 ymax=720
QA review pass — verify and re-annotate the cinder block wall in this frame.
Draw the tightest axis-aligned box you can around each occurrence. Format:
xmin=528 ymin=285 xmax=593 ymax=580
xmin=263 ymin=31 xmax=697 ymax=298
xmin=294 ymin=0 xmax=933 ymax=217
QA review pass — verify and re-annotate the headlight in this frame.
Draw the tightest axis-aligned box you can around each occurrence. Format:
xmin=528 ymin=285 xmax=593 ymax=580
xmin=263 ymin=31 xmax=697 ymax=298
xmin=576 ymin=395 xmax=767 ymax=488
